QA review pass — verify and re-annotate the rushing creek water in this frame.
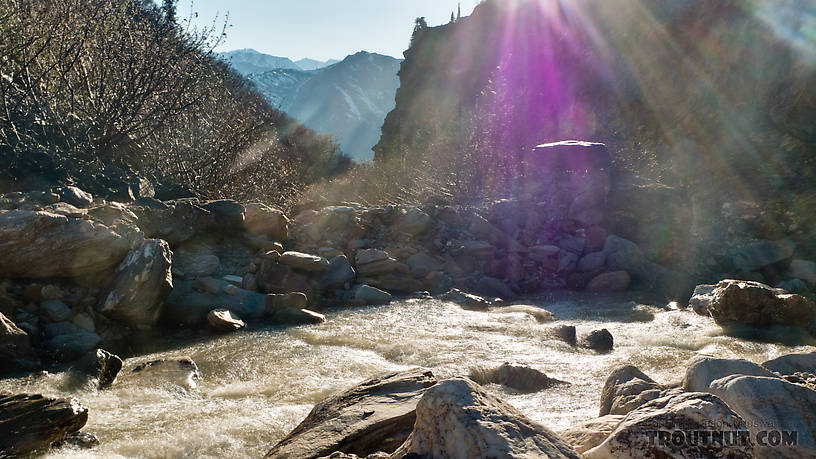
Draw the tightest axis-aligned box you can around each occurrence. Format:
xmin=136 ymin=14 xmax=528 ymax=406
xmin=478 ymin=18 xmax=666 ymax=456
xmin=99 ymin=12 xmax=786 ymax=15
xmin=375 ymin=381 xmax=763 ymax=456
xmin=3 ymin=292 xmax=814 ymax=458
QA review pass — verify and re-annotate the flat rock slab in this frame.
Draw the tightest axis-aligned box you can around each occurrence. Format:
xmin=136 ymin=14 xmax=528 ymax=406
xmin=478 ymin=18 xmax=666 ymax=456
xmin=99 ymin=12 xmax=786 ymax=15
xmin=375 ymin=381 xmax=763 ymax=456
xmin=266 ymin=368 xmax=437 ymax=459
xmin=0 ymin=393 xmax=88 ymax=456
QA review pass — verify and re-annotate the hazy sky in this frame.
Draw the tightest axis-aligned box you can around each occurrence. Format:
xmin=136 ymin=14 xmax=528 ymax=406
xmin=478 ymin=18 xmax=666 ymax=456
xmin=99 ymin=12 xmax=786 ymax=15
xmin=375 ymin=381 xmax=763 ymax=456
xmin=180 ymin=0 xmax=481 ymax=61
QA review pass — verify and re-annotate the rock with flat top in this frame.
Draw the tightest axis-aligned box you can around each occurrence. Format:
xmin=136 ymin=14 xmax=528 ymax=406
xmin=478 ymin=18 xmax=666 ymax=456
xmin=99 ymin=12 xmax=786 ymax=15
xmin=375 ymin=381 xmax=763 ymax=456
xmin=280 ymin=251 xmax=330 ymax=272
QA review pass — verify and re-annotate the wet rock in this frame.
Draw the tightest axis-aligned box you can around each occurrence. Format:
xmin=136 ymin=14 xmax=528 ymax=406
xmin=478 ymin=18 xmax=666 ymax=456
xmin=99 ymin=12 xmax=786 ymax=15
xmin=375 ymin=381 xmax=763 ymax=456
xmin=207 ymin=308 xmax=246 ymax=332
xmin=269 ymin=307 xmax=326 ymax=325
xmin=582 ymin=329 xmax=614 ymax=353
xmin=586 ymin=271 xmax=630 ymax=292
xmin=392 ymin=377 xmax=580 ymax=459
xmin=548 ymin=324 xmax=577 ymax=346
xmin=731 ymin=239 xmax=795 ymax=272
xmin=128 ymin=357 xmax=201 ymax=390
xmin=390 ymin=206 xmax=431 ymax=235
xmin=73 ymin=348 xmax=123 ymax=389
xmin=688 ymin=283 xmax=717 ymax=315
xmin=354 ymin=285 xmax=392 ymax=305
xmin=0 ymin=393 xmax=89 ymax=456
xmin=0 ymin=210 xmax=130 ymax=278
xmin=599 ymin=366 xmax=663 ymax=417
xmin=695 ymin=279 xmax=816 ymax=327
xmin=468 ymin=362 xmax=563 ymax=393
xmin=708 ymin=375 xmax=816 ymax=458
xmin=280 ymin=251 xmax=329 ymax=272
xmin=320 ymin=255 xmax=356 ymax=289
xmin=51 ymin=431 xmax=99 ymax=450
xmin=762 ymin=352 xmax=816 ymax=376
xmin=584 ymin=392 xmax=753 ymax=459
xmin=1 ymin=312 xmax=40 ymax=376
xmin=440 ymin=288 xmax=492 ymax=310
xmin=244 ymin=203 xmax=289 ymax=239
xmin=500 ymin=304 xmax=556 ymax=323
xmin=56 ymin=186 xmax=94 ymax=208
xmin=39 ymin=300 xmax=72 ymax=322
xmin=682 ymin=356 xmax=777 ymax=392
xmin=266 ymin=368 xmax=438 ymax=459
xmin=561 ymin=415 xmax=624 ymax=454
xmin=98 ymin=238 xmax=173 ymax=326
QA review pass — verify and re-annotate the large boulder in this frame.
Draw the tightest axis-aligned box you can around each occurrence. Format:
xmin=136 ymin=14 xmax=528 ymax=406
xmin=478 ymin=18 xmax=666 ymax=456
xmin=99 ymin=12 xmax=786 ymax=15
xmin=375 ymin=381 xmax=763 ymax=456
xmin=0 ymin=312 xmax=40 ymax=376
xmin=124 ymin=357 xmax=201 ymax=391
xmin=693 ymin=279 xmax=816 ymax=327
xmin=320 ymin=255 xmax=356 ymax=289
xmin=44 ymin=331 xmax=102 ymax=361
xmin=682 ymin=356 xmax=777 ymax=392
xmin=599 ymin=366 xmax=662 ymax=417
xmin=0 ymin=211 xmax=130 ymax=278
xmin=164 ymin=280 xmax=267 ymax=326
xmin=257 ymin=260 xmax=314 ymax=300
xmin=561 ymin=415 xmax=624 ymax=454
xmin=354 ymin=285 xmax=392 ymax=306
xmin=392 ymin=377 xmax=580 ymax=458
xmin=266 ymin=368 xmax=438 ymax=459
xmin=762 ymin=352 xmax=816 ymax=376
xmin=0 ymin=393 xmax=89 ymax=456
xmin=584 ymin=392 xmax=753 ymax=459
xmin=98 ymin=238 xmax=173 ymax=326
xmin=731 ymin=239 xmax=796 ymax=272
xmin=244 ymin=203 xmax=289 ymax=240
xmin=708 ymin=375 xmax=816 ymax=458
xmin=71 ymin=348 xmax=123 ymax=389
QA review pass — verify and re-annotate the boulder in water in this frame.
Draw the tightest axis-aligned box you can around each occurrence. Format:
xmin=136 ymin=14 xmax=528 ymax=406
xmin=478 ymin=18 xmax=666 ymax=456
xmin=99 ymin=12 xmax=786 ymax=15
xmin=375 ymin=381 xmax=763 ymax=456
xmin=72 ymin=348 xmax=123 ymax=389
xmin=468 ymin=362 xmax=564 ymax=393
xmin=266 ymin=368 xmax=438 ymax=459
xmin=599 ymin=365 xmax=663 ymax=417
xmin=207 ymin=308 xmax=246 ymax=332
xmin=0 ymin=393 xmax=89 ymax=456
xmin=354 ymin=285 xmax=392 ymax=305
xmin=440 ymin=288 xmax=492 ymax=310
xmin=582 ymin=329 xmax=614 ymax=353
xmin=127 ymin=357 xmax=201 ymax=390
xmin=584 ymin=392 xmax=753 ymax=459
xmin=392 ymin=377 xmax=580 ymax=458
xmin=694 ymin=279 xmax=816 ymax=327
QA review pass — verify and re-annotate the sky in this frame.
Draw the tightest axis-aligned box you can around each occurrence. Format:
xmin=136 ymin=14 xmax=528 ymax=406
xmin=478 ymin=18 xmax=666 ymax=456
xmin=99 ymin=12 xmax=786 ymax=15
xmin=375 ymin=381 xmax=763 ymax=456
xmin=180 ymin=0 xmax=481 ymax=61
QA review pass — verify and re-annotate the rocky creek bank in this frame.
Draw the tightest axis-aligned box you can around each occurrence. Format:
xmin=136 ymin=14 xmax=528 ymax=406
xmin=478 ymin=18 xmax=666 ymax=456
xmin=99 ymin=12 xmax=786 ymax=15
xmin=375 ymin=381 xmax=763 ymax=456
xmin=2 ymin=141 xmax=816 ymax=455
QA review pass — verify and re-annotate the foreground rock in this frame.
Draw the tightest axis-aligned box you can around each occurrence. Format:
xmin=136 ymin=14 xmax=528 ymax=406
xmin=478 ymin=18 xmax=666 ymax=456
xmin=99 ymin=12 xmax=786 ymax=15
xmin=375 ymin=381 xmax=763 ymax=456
xmin=0 ymin=393 xmax=89 ymax=456
xmin=561 ymin=415 xmax=624 ymax=454
xmin=690 ymin=279 xmax=816 ymax=327
xmin=708 ymin=375 xmax=816 ymax=458
xmin=599 ymin=366 xmax=664 ymax=417
xmin=266 ymin=368 xmax=437 ymax=459
xmin=468 ymin=362 xmax=563 ymax=393
xmin=585 ymin=392 xmax=753 ymax=458
xmin=98 ymin=238 xmax=173 ymax=326
xmin=0 ymin=210 xmax=130 ymax=278
xmin=682 ymin=356 xmax=777 ymax=392
xmin=392 ymin=377 xmax=580 ymax=458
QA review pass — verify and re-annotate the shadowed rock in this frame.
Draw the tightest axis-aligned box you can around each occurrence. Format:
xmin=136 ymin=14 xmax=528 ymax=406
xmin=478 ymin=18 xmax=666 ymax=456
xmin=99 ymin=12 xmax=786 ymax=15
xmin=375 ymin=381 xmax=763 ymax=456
xmin=0 ymin=393 xmax=88 ymax=456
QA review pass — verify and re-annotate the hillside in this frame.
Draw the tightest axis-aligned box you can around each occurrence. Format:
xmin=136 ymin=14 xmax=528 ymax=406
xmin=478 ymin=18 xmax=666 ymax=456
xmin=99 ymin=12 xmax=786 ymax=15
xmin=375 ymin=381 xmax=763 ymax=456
xmin=247 ymin=52 xmax=401 ymax=161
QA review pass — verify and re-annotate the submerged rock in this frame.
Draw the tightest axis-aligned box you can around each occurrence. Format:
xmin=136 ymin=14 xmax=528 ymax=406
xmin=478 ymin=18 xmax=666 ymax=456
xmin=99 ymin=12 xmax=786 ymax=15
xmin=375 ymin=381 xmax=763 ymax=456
xmin=266 ymin=368 xmax=438 ymax=459
xmin=0 ymin=393 xmax=89 ymax=456
xmin=127 ymin=357 xmax=201 ymax=390
xmin=392 ymin=377 xmax=580 ymax=458
xmin=585 ymin=392 xmax=753 ymax=459
xmin=440 ymin=288 xmax=492 ymax=310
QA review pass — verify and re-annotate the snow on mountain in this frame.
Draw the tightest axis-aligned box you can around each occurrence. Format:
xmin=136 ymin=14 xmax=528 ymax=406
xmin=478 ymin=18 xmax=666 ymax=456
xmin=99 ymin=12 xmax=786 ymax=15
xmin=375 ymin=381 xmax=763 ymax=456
xmin=217 ymin=49 xmax=300 ymax=75
xmin=241 ymin=51 xmax=400 ymax=162
xmin=295 ymin=58 xmax=340 ymax=71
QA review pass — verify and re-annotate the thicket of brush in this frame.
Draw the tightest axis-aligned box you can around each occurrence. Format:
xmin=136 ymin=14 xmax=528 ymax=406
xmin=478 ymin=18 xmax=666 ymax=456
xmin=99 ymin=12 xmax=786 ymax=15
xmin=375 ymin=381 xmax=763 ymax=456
xmin=0 ymin=0 xmax=350 ymax=207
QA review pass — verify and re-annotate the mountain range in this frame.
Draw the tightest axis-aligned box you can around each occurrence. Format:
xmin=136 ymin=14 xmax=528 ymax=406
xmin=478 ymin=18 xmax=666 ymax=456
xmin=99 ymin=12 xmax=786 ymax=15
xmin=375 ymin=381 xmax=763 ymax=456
xmin=219 ymin=49 xmax=399 ymax=161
